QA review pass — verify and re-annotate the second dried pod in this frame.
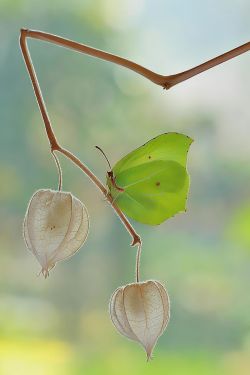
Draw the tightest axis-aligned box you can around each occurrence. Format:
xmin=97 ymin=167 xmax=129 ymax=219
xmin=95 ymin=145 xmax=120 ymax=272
xmin=110 ymin=280 xmax=170 ymax=360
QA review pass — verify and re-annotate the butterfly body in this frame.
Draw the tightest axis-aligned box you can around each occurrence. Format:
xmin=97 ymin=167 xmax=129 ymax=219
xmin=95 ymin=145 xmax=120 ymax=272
xmin=107 ymin=171 xmax=124 ymax=192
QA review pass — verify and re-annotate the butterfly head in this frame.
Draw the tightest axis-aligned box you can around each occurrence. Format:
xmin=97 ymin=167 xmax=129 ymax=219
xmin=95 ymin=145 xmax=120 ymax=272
xmin=107 ymin=171 xmax=124 ymax=192
xmin=96 ymin=146 xmax=124 ymax=193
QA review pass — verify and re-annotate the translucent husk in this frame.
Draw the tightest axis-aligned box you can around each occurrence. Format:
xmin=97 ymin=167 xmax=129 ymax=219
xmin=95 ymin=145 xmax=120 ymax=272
xmin=23 ymin=189 xmax=89 ymax=277
xmin=109 ymin=280 xmax=170 ymax=360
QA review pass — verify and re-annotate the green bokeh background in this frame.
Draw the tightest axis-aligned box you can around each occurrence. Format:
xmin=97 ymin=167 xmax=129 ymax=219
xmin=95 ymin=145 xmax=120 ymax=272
xmin=0 ymin=1 xmax=250 ymax=374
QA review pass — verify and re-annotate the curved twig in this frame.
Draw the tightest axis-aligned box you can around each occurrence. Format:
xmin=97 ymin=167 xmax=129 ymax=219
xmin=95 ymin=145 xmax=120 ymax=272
xmin=19 ymin=29 xmax=141 ymax=247
xmin=19 ymin=28 xmax=249 ymax=247
xmin=20 ymin=29 xmax=249 ymax=90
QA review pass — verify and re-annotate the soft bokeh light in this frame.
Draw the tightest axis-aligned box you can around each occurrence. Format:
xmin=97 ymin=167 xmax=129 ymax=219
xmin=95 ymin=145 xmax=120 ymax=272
xmin=0 ymin=0 xmax=249 ymax=373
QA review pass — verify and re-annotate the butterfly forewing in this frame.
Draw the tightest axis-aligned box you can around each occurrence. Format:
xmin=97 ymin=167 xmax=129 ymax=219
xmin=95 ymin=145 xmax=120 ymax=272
xmin=113 ymin=133 xmax=193 ymax=175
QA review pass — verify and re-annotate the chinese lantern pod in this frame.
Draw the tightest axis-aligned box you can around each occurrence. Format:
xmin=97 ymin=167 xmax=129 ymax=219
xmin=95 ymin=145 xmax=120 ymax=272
xmin=109 ymin=280 xmax=170 ymax=360
xmin=23 ymin=189 xmax=89 ymax=277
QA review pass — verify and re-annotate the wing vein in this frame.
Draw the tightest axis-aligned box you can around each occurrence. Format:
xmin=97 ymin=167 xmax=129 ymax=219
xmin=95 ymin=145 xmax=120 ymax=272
xmin=121 ymin=167 xmax=168 ymax=189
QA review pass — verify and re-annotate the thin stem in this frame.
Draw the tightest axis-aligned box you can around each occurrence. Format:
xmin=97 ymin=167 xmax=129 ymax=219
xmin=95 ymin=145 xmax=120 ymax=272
xmin=57 ymin=146 xmax=141 ymax=246
xmin=136 ymin=243 xmax=142 ymax=283
xmin=52 ymin=151 xmax=62 ymax=191
xmin=19 ymin=28 xmax=141 ymax=248
xmin=20 ymin=28 xmax=162 ymax=86
xmin=19 ymin=31 xmax=59 ymax=150
xmin=20 ymin=28 xmax=249 ymax=90
xmin=164 ymin=42 xmax=250 ymax=89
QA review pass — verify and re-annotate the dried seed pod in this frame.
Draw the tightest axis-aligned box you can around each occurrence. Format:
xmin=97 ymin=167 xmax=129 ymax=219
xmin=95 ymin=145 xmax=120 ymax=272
xmin=23 ymin=189 xmax=89 ymax=277
xmin=109 ymin=280 xmax=170 ymax=360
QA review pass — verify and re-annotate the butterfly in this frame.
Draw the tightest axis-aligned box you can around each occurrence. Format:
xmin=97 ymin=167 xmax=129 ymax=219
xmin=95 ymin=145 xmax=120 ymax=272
xmin=97 ymin=133 xmax=193 ymax=225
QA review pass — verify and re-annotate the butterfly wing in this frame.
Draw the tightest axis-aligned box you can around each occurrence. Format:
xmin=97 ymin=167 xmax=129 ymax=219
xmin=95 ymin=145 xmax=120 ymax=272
xmin=108 ymin=133 xmax=193 ymax=225
xmin=113 ymin=133 xmax=193 ymax=175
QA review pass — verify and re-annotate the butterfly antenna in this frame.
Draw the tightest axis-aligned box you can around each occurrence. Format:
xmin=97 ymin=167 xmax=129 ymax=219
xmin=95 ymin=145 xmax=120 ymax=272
xmin=95 ymin=146 xmax=112 ymax=170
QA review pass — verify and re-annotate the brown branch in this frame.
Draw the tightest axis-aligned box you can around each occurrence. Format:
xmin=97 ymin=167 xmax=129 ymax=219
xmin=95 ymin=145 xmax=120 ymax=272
xmin=164 ymin=42 xmax=250 ymax=89
xmin=20 ymin=28 xmax=249 ymax=90
xmin=19 ymin=27 xmax=249 ymax=246
xmin=20 ymin=28 xmax=162 ymax=86
xmin=19 ymin=28 xmax=141 ymax=247
xmin=19 ymin=31 xmax=59 ymax=150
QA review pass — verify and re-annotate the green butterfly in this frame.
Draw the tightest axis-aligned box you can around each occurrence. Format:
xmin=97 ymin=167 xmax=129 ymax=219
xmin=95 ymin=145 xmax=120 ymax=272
xmin=98 ymin=133 xmax=193 ymax=225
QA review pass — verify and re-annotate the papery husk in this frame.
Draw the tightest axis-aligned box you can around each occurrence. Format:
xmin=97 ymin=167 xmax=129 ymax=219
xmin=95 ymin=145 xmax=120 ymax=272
xmin=110 ymin=280 xmax=170 ymax=360
xmin=23 ymin=189 xmax=89 ymax=277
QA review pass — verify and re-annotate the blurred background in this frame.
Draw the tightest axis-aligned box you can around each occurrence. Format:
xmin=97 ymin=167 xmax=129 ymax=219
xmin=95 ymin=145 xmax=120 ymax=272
xmin=0 ymin=0 xmax=250 ymax=374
